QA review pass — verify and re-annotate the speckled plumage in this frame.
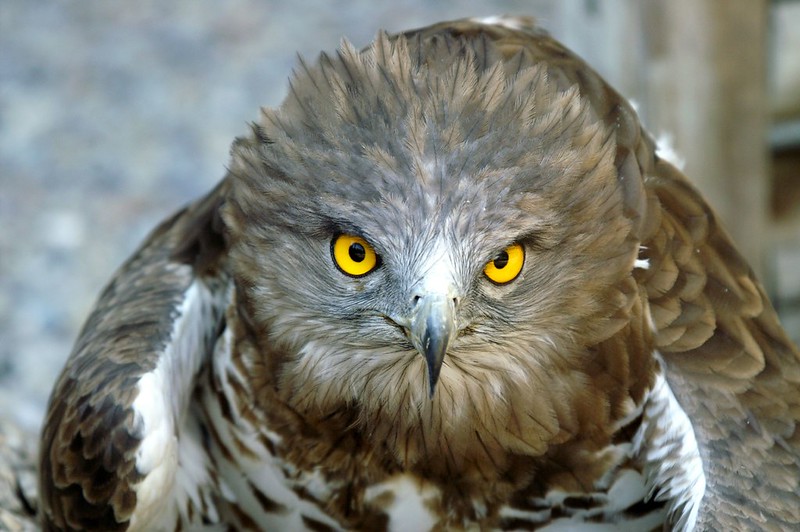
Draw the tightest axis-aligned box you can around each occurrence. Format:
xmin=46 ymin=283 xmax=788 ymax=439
xmin=39 ymin=17 xmax=800 ymax=531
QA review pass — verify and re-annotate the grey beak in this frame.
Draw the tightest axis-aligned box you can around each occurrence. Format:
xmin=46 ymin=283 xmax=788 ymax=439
xmin=408 ymin=294 xmax=456 ymax=398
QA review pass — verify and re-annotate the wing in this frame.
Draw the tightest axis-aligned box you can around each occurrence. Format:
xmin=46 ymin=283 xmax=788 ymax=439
xmin=637 ymin=157 xmax=800 ymax=530
xmin=38 ymin=179 xmax=231 ymax=530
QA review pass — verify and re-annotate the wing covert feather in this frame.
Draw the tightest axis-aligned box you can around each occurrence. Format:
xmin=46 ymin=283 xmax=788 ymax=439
xmin=639 ymin=159 xmax=800 ymax=529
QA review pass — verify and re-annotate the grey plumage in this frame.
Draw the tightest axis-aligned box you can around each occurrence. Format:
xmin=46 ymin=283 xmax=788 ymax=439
xmin=39 ymin=17 xmax=800 ymax=531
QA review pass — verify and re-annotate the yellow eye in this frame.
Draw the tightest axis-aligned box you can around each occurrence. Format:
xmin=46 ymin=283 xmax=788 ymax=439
xmin=331 ymin=234 xmax=379 ymax=277
xmin=484 ymin=243 xmax=525 ymax=284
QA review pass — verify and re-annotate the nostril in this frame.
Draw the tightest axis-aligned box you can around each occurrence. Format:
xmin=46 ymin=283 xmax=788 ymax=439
xmin=411 ymin=294 xmax=461 ymax=309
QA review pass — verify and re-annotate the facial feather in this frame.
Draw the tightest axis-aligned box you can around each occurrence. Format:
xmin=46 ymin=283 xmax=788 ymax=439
xmin=222 ymin=29 xmax=644 ymax=478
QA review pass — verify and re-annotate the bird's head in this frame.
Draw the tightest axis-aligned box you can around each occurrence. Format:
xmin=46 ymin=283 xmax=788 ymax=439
xmin=223 ymin=31 xmax=644 ymax=465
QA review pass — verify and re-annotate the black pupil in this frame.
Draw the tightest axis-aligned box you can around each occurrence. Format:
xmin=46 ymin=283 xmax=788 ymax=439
xmin=349 ymin=243 xmax=366 ymax=262
xmin=493 ymin=251 xmax=509 ymax=269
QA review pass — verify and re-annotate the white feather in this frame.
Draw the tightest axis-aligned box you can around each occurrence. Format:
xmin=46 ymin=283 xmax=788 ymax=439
xmin=364 ymin=475 xmax=439 ymax=532
xmin=201 ymin=323 xmax=344 ymax=530
xmin=634 ymin=369 xmax=705 ymax=532
xmin=471 ymin=15 xmax=529 ymax=30
xmin=128 ymin=279 xmax=221 ymax=531
xmin=655 ymin=133 xmax=686 ymax=170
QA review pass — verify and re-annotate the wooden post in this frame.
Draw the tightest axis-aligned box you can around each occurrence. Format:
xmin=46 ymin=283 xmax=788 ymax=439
xmin=639 ymin=0 xmax=770 ymax=276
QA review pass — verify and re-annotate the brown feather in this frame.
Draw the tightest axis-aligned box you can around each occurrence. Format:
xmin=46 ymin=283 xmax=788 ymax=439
xmin=40 ymin=16 xmax=800 ymax=531
xmin=637 ymin=156 xmax=800 ymax=528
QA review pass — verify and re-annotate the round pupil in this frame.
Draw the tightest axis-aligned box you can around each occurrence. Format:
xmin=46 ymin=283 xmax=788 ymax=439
xmin=349 ymin=243 xmax=366 ymax=262
xmin=493 ymin=251 xmax=509 ymax=269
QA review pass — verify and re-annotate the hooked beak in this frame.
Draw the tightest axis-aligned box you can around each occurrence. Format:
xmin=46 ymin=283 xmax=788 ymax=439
xmin=407 ymin=294 xmax=457 ymax=398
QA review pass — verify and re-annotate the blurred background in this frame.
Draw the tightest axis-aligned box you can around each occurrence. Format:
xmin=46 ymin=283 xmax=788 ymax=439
xmin=2 ymin=0 xmax=799 ymax=437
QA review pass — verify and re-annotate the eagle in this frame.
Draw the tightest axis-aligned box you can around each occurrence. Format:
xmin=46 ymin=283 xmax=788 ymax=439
xmin=39 ymin=16 xmax=800 ymax=531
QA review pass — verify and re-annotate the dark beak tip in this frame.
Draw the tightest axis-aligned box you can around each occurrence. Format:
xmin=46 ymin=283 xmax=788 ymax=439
xmin=427 ymin=366 xmax=440 ymax=399
xmin=424 ymin=345 xmax=444 ymax=399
